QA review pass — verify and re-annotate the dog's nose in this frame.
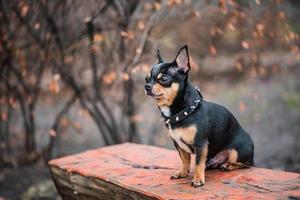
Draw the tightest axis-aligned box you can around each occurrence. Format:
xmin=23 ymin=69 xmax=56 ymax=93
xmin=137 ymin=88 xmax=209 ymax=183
xmin=145 ymin=84 xmax=152 ymax=91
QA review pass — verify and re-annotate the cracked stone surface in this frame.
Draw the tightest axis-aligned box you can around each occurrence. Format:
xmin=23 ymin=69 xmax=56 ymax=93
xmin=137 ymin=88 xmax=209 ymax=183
xmin=49 ymin=143 xmax=300 ymax=199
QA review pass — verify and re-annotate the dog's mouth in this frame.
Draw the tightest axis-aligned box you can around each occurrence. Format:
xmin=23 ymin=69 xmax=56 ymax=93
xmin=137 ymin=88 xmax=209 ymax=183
xmin=146 ymin=91 xmax=163 ymax=99
xmin=152 ymin=93 xmax=163 ymax=100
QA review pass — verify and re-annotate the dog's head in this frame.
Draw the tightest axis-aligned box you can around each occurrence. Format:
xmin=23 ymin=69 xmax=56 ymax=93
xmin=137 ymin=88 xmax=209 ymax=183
xmin=145 ymin=45 xmax=191 ymax=107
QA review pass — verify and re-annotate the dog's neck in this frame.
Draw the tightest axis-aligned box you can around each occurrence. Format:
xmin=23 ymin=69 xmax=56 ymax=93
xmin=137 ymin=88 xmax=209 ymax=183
xmin=160 ymin=106 xmax=171 ymax=117
xmin=160 ymin=81 xmax=201 ymax=116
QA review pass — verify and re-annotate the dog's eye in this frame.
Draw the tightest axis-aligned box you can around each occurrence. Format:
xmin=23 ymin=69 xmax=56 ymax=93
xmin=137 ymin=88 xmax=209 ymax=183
xmin=145 ymin=75 xmax=150 ymax=83
xmin=160 ymin=76 xmax=168 ymax=82
xmin=158 ymin=75 xmax=169 ymax=84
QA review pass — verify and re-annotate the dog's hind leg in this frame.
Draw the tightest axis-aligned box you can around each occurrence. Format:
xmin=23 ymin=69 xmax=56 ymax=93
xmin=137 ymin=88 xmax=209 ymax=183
xmin=220 ymin=162 xmax=248 ymax=171
xmin=206 ymin=150 xmax=229 ymax=169
xmin=219 ymin=149 xmax=250 ymax=171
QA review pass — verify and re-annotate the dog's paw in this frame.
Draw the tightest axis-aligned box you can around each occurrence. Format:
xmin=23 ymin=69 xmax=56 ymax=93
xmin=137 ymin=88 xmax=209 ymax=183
xmin=220 ymin=163 xmax=230 ymax=171
xmin=170 ymin=174 xmax=180 ymax=180
xmin=170 ymin=171 xmax=188 ymax=180
xmin=191 ymin=177 xmax=205 ymax=188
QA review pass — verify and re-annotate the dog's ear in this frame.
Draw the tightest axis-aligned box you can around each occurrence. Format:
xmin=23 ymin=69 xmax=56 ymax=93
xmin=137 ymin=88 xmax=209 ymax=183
xmin=174 ymin=45 xmax=191 ymax=74
xmin=157 ymin=49 xmax=164 ymax=63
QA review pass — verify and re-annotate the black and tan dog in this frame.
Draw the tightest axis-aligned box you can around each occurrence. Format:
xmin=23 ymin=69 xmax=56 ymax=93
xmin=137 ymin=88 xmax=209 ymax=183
xmin=145 ymin=45 xmax=254 ymax=187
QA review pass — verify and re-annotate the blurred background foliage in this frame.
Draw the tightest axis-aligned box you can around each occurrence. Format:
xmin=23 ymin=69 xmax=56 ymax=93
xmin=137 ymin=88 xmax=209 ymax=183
xmin=0 ymin=0 xmax=299 ymax=199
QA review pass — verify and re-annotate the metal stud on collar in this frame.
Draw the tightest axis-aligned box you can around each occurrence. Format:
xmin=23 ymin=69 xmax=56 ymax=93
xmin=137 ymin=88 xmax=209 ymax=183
xmin=161 ymin=94 xmax=201 ymax=125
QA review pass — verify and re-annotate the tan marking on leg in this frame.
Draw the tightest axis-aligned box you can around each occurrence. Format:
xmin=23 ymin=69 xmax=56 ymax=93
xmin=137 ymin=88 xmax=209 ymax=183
xmin=152 ymin=83 xmax=179 ymax=107
xmin=228 ymin=149 xmax=238 ymax=163
xmin=179 ymin=148 xmax=191 ymax=176
xmin=220 ymin=149 xmax=247 ymax=171
xmin=193 ymin=143 xmax=208 ymax=187
xmin=171 ymin=147 xmax=191 ymax=179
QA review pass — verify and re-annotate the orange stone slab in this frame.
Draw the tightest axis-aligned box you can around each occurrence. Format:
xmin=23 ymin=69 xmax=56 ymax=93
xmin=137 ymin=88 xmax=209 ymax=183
xmin=49 ymin=143 xmax=300 ymax=200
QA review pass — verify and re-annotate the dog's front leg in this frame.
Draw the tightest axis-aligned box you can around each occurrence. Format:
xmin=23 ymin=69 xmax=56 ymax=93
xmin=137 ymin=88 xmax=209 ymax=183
xmin=170 ymin=147 xmax=191 ymax=179
xmin=192 ymin=143 xmax=208 ymax=187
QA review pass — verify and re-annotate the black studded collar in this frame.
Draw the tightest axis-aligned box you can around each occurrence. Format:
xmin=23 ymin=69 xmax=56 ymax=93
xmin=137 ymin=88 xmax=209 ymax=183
xmin=160 ymin=87 xmax=202 ymax=125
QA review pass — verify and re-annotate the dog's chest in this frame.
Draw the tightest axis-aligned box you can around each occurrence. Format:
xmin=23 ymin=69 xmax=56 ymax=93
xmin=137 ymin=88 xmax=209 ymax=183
xmin=168 ymin=125 xmax=197 ymax=154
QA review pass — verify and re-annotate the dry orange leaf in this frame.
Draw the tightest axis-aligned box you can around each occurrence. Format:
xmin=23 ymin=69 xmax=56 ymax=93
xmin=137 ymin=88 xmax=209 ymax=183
xmin=138 ymin=21 xmax=145 ymax=30
xmin=21 ymin=5 xmax=29 ymax=16
xmin=120 ymin=31 xmax=135 ymax=40
xmin=209 ymin=45 xmax=217 ymax=55
xmin=228 ymin=23 xmax=236 ymax=31
xmin=84 ymin=16 xmax=92 ymax=23
xmin=60 ymin=117 xmax=69 ymax=127
xmin=216 ymin=27 xmax=223 ymax=35
xmin=193 ymin=11 xmax=201 ymax=18
xmin=154 ymin=2 xmax=161 ymax=10
xmin=252 ymin=31 xmax=258 ymax=38
xmin=278 ymin=11 xmax=285 ymax=19
xmin=122 ymin=73 xmax=130 ymax=81
xmin=241 ymin=41 xmax=250 ymax=49
xmin=53 ymin=73 xmax=60 ymax=81
xmin=103 ymin=71 xmax=116 ymax=85
xmin=64 ymin=56 xmax=74 ymax=64
xmin=235 ymin=61 xmax=243 ymax=71
xmin=48 ymin=79 xmax=60 ymax=94
xmin=136 ymin=48 xmax=142 ymax=54
xmin=168 ymin=0 xmax=182 ymax=6
xmin=94 ymin=34 xmax=104 ymax=42
xmin=144 ymin=2 xmax=153 ymax=11
xmin=34 ymin=23 xmax=40 ymax=30
xmin=78 ymin=109 xmax=89 ymax=118
xmin=49 ymin=129 xmax=57 ymax=137
xmin=289 ymin=31 xmax=297 ymax=40
xmin=256 ymin=23 xmax=264 ymax=32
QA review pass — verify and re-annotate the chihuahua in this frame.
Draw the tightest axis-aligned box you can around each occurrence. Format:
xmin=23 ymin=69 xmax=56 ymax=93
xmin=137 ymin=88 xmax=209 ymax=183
xmin=145 ymin=45 xmax=254 ymax=187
